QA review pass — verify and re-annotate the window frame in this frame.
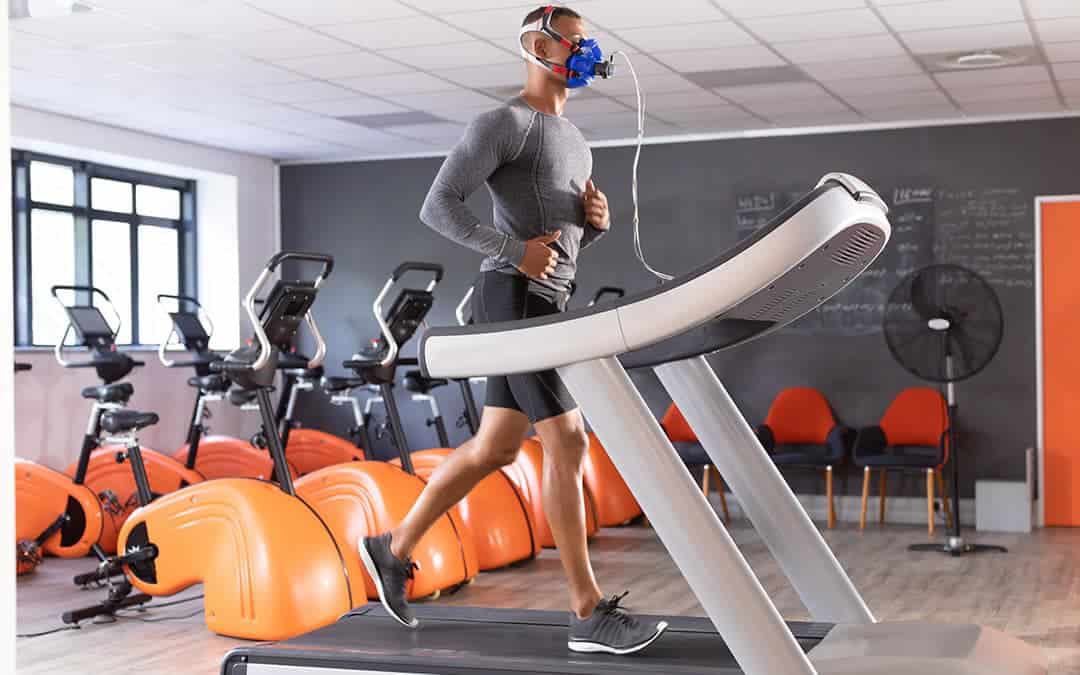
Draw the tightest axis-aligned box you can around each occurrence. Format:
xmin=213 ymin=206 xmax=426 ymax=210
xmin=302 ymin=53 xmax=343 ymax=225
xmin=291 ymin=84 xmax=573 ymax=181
xmin=11 ymin=149 xmax=197 ymax=347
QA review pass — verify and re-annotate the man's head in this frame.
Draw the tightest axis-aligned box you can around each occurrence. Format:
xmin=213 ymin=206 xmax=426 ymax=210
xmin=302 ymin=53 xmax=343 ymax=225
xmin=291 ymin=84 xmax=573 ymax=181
xmin=520 ymin=5 xmax=587 ymax=87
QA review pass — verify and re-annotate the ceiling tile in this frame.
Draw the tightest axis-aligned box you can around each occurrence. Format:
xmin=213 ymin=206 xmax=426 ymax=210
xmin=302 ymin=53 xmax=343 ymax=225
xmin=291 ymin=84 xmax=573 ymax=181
xmin=743 ymin=96 xmax=853 ymax=114
xmin=578 ymin=0 xmax=726 ymax=28
xmin=1036 ymin=17 xmax=1080 ymax=43
xmin=292 ymin=96 xmax=409 ymax=117
xmin=864 ymin=104 xmax=963 ymax=121
xmin=716 ymin=0 xmax=868 ymax=19
xmin=715 ymin=81 xmax=831 ymax=103
xmin=842 ymin=89 xmax=952 ymax=110
xmin=243 ymin=0 xmax=418 ymax=26
xmin=434 ymin=62 xmax=527 ymax=89
xmin=104 ymin=1 xmax=294 ymax=35
xmin=562 ymin=97 xmax=633 ymax=115
xmin=274 ymin=52 xmax=414 ymax=80
xmin=900 ymin=22 xmax=1033 ymax=53
xmin=589 ymin=69 xmax=703 ymax=96
xmin=800 ymin=56 xmax=925 ymax=81
xmin=335 ymin=72 xmax=460 ymax=96
xmin=11 ymin=41 xmax=142 ymax=80
xmin=1027 ymin=0 xmax=1080 ymax=20
xmin=775 ymin=34 xmax=907 ymax=64
xmin=98 ymin=39 xmax=233 ymax=73
xmin=934 ymin=64 xmax=1052 ymax=89
xmin=614 ymin=21 xmax=759 ymax=52
xmin=767 ymin=110 xmax=866 ymax=126
xmin=616 ymin=89 xmax=736 ymax=111
xmin=948 ymin=81 xmax=1058 ymax=102
xmin=437 ymin=105 xmax=504 ymax=124
xmin=384 ymin=89 xmax=503 ymax=110
xmin=339 ymin=111 xmax=447 ymax=128
xmin=1052 ymin=62 xmax=1080 ymax=79
xmin=388 ymin=41 xmax=518 ymax=70
xmin=962 ymin=97 xmax=1065 ymax=114
xmin=322 ymin=16 xmax=475 ymax=50
xmin=190 ymin=59 xmax=310 ymax=86
xmin=13 ymin=12 xmax=179 ymax=47
xmin=684 ymin=65 xmax=805 ymax=89
xmin=877 ymin=0 xmax=1024 ymax=33
xmin=180 ymin=98 xmax=321 ymax=124
xmin=650 ymin=105 xmax=759 ymax=125
xmin=401 ymin=0 xmax=538 ymax=13
xmin=581 ymin=120 xmax=685 ymax=140
xmin=1045 ymin=41 xmax=1080 ymax=62
xmin=565 ymin=110 xmax=650 ymax=131
xmin=384 ymin=122 xmax=468 ymax=142
xmin=828 ymin=74 xmax=939 ymax=95
xmin=214 ymin=27 xmax=356 ymax=60
xmin=243 ymin=80 xmax=357 ymax=103
xmin=654 ymin=45 xmax=785 ymax=72
xmin=439 ymin=7 xmax=536 ymax=55
xmin=264 ymin=117 xmax=402 ymax=145
xmin=744 ymin=8 xmax=887 ymax=43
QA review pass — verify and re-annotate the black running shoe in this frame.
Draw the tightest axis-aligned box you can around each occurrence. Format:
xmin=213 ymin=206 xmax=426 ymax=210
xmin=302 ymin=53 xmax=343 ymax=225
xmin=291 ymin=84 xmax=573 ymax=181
xmin=568 ymin=592 xmax=669 ymax=655
xmin=359 ymin=533 xmax=418 ymax=628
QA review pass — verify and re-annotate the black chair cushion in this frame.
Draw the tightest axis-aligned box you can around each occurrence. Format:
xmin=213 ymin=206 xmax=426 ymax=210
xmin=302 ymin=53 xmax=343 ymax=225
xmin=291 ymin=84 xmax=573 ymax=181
xmin=322 ymin=376 xmax=365 ymax=393
xmin=402 ymin=370 xmax=448 ymax=394
xmin=855 ymin=445 xmax=941 ymax=468
xmin=188 ymin=374 xmax=230 ymax=392
xmin=80 ymin=382 xmax=134 ymax=403
xmin=100 ymin=410 xmax=159 ymax=433
xmin=673 ymin=441 xmax=710 ymax=466
xmin=768 ymin=426 xmax=851 ymax=466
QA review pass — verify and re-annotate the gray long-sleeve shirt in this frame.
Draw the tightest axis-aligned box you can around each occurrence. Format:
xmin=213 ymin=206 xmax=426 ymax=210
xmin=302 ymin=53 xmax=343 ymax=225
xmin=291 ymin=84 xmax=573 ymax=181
xmin=419 ymin=96 xmax=605 ymax=301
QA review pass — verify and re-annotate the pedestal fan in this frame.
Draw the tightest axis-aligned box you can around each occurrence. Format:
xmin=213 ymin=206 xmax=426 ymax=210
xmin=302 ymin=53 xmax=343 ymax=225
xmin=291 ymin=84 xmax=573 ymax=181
xmin=883 ymin=263 xmax=1008 ymax=556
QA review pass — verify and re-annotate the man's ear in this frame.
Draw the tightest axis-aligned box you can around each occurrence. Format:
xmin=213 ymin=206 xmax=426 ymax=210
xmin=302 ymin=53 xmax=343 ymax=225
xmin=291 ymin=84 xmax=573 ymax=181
xmin=532 ymin=34 xmax=549 ymax=60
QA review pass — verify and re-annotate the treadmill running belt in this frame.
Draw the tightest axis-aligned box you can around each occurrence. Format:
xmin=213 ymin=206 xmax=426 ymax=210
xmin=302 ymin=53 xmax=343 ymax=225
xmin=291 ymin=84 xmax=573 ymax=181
xmin=223 ymin=605 xmax=832 ymax=675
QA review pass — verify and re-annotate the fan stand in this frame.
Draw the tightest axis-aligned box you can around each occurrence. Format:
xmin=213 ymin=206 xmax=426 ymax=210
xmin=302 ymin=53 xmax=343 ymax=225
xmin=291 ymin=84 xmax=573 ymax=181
xmin=908 ymin=352 xmax=1008 ymax=556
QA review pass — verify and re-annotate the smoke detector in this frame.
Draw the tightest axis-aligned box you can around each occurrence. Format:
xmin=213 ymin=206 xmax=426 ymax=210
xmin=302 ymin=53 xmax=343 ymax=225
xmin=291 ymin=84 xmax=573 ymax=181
xmin=9 ymin=0 xmax=93 ymax=20
xmin=938 ymin=49 xmax=1027 ymax=69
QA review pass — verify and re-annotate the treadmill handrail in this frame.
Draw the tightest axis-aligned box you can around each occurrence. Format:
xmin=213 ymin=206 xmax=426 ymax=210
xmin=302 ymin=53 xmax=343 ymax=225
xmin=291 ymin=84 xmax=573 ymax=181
xmin=420 ymin=175 xmax=890 ymax=380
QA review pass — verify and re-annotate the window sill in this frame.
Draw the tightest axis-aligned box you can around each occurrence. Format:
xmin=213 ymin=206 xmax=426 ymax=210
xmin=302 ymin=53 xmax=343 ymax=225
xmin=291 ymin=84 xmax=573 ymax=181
xmin=15 ymin=345 xmax=166 ymax=354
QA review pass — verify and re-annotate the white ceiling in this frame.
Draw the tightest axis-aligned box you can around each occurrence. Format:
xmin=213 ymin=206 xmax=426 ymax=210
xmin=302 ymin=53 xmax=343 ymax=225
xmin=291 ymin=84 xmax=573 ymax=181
xmin=8 ymin=0 xmax=1080 ymax=161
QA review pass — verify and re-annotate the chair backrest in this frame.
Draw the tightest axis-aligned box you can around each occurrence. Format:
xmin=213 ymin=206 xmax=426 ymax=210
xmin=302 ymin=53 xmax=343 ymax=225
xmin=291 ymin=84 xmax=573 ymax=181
xmin=660 ymin=403 xmax=697 ymax=443
xmin=880 ymin=387 xmax=948 ymax=448
xmin=764 ymin=387 xmax=836 ymax=445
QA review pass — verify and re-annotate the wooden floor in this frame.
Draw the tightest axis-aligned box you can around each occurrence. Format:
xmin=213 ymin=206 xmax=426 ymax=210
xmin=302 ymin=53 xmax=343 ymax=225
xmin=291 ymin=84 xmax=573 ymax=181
xmin=16 ymin=517 xmax=1080 ymax=674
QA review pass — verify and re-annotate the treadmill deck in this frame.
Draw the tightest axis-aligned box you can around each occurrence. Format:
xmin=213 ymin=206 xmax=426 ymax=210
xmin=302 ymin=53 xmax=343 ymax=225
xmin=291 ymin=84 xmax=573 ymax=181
xmin=223 ymin=605 xmax=831 ymax=675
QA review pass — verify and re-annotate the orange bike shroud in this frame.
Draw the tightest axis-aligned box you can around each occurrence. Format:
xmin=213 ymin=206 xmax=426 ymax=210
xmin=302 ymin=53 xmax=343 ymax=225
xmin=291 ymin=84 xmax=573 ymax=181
xmin=117 ymin=478 xmax=353 ymax=641
xmin=296 ymin=461 xmax=478 ymax=600
xmin=285 ymin=428 xmax=365 ymax=476
xmin=67 ymin=446 xmax=205 ymax=554
xmin=15 ymin=460 xmax=104 ymax=558
xmin=393 ymin=448 xmax=541 ymax=571
xmin=172 ymin=435 xmax=300 ymax=481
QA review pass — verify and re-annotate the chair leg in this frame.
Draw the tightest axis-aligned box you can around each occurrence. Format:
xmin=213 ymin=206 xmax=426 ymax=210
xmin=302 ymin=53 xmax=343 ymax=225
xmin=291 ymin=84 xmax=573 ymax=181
xmin=713 ymin=467 xmax=730 ymax=524
xmin=926 ymin=468 xmax=935 ymax=537
xmin=860 ymin=467 xmax=870 ymax=530
xmin=826 ymin=465 xmax=835 ymax=529
xmin=701 ymin=464 xmax=711 ymax=496
xmin=936 ymin=469 xmax=953 ymax=529
xmin=878 ymin=469 xmax=888 ymax=526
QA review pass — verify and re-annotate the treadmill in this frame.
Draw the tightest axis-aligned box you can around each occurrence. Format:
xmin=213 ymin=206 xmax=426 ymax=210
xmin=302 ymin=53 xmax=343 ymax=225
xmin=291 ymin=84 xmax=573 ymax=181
xmin=223 ymin=174 xmax=1047 ymax=675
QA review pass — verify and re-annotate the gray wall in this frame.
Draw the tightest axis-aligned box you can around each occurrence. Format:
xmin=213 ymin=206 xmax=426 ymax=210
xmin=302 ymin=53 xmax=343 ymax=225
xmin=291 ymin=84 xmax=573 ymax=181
xmin=281 ymin=117 xmax=1080 ymax=498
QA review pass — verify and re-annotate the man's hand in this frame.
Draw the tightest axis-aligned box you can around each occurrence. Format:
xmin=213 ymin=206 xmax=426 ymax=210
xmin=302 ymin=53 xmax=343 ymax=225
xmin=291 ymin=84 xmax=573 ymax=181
xmin=584 ymin=178 xmax=610 ymax=231
xmin=517 ymin=231 xmax=561 ymax=280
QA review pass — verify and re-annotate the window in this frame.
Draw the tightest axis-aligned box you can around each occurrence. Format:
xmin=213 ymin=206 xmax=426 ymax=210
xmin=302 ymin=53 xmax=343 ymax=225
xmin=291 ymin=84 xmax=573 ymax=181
xmin=12 ymin=151 xmax=196 ymax=346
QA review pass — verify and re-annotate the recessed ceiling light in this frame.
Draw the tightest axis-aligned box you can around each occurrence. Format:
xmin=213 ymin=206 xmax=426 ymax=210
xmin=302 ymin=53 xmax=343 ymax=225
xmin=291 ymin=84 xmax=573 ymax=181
xmin=9 ymin=0 xmax=92 ymax=20
xmin=938 ymin=49 xmax=1027 ymax=70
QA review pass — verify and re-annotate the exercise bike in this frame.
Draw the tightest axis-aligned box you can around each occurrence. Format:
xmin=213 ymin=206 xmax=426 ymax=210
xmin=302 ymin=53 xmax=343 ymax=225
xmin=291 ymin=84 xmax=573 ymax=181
xmin=295 ymin=262 xmax=478 ymax=600
xmin=156 ymin=293 xmax=298 ymax=481
xmin=71 ymin=252 xmax=354 ymax=640
xmin=52 ymin=286 xmax=203 ymax=554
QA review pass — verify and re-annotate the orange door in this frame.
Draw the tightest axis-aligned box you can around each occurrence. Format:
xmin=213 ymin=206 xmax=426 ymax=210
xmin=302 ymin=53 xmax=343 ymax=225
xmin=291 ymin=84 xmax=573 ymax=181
xmin=1042 ymin=199 xmax=1080 ymax=526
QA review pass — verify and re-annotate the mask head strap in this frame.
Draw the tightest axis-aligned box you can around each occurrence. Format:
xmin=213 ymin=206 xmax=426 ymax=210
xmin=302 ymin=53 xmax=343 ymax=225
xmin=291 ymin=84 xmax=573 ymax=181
xmin=519 ymin=5 xmax=581 ymax=77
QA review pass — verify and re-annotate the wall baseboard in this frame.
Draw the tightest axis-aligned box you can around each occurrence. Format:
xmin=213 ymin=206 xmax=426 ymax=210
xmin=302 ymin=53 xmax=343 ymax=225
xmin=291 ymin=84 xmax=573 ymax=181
xmin=713 ymin=492 xmax=975 ymax=527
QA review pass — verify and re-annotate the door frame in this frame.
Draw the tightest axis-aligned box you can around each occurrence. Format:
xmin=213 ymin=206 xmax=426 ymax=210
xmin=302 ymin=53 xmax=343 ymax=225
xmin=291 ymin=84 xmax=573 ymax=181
xmin=1035 ymin=195 xmax=1080 ymax=527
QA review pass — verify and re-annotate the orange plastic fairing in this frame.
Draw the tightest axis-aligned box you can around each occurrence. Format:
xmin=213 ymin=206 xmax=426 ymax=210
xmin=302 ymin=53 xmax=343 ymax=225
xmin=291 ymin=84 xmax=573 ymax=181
xmin=67 ymin=446 xmax=205 ymax=554
xmin=296 ymin=461 xmax=477 ymax=600
xmin=117 ymin=478 xmax=352 ymax=640
xmin=172 ymin=436 xmax=299 ymax=481
xmin=394 ymin=448 xmax=540 ymax=570
xmin=15 ymin=459 xmax=103 ymax=558
xmin=582 ymin=433 xmax=641 ymax=527
xmin=286 ymin=428 xmax=365 ymax=475
xmin=502 ymin=439 xmax=598 ymax=548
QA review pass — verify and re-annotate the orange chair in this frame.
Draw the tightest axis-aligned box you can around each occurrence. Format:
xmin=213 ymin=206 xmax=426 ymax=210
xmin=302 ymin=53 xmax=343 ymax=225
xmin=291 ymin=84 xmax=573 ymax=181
xmin=582 ymin=432 xmax=642 ymax=527
xmin=660 ymin=403 xmax=730 ymax=523
xmin=503 ymin=438 xmax=599 ymax=548
xmin=755 ymin=387 xmax=853 ymax=529
xmin=853 ymin=387 xmax=953 ymax=535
